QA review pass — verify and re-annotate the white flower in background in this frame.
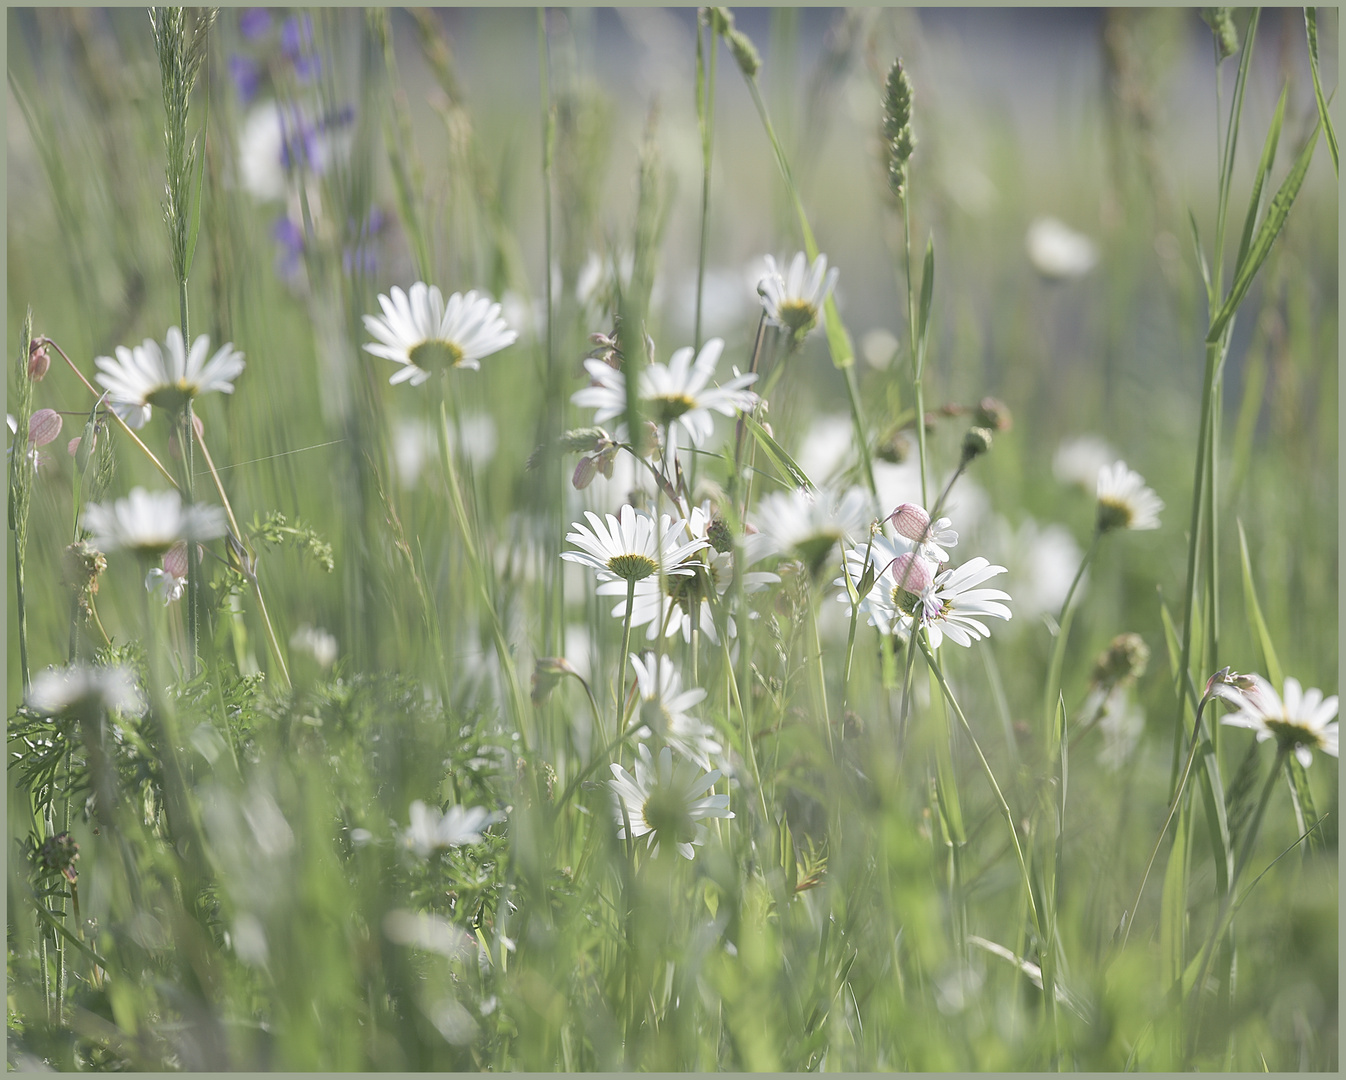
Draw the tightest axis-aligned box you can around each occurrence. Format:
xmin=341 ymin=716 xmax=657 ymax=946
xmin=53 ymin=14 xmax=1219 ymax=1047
xmin=238 ymin=103 xmax=288 ymax=200
xmin=628 ymin=653 xmax=722 ymax=769
xmin=756 ymin=485 xmax=874 ymax=575
xmin=1096 ymin=691 xmax=1146 ymax=772
xmin=607 ymin=503 xmax=778 ymax=643
xmin=404 ymin=800 xmax=504 ymax=857
xmin=391 ymin=414 xmax=498 ymax=488
xmin=983 ymin=515 xmax=1083 ymax=621
xmin=571 ymin=338 xmax=758 ymax=450
xmin=83 ymin=487 xmax=227 ymax=557
xmin=290 ymin=624 xmax=338 ymax=668
xmin=756 ymin=251 xmax=839 ymax=335
xmin=1053 ymin=434 xmax=1116 ymax=490
xmin=1096 ymin=461 xmax=1163 ymax=533
xmin=797 ymin=413 xmax=855 ymax=483
xmin=1026 ymin=216 xmax=1099 ymax=280
xmin=145 ymin=540 xmax=191 ymax=604
xmin=609 ymin=743 xmax=733 ymax=859
xmin=1221 ymin=675 xmax=1339 ymax=768
xmin=562 ymin=504 xmax=708 ymax=586
xmin=888 ymin=502 xmax=958 ymax=565
xmin=363 ymin=283 xmax=517 ymax=386
xmin=26 ymin=663 xmax=143 ymax=716
xmin=95 ymin=327 xmax=245 ymax=428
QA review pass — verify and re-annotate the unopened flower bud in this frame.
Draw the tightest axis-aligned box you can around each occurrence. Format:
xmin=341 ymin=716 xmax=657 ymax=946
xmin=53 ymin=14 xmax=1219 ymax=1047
xmin=888 ymin=552 xmax=933 ymax=597
xmin=572 ymin=455 xmax=599 ymax=490
xmin=974 ymin=396 xmax=1012 ymax=432
xmin=28 ymin=409 xmax=62 ymax=448
xmin=531 ymin=656 xmax=577 ymax=706
xmin=888 ymin=502 xmax=932 ymax=543
xmin=28 ymin=338 xmax=51 ymax=381
xmin=1091 ymin=632 xmax=1150 ymax=690
xmin=35 ymin=832 xmax=79 ymax=883
xmin=960 ymin=426 xmax=994 ymax=465
xmin=875 ymin=427 xmax=913 ymax=464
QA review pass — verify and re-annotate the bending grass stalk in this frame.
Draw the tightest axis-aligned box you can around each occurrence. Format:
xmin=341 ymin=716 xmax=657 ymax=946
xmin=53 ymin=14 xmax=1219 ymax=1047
xmin=721 ymin=636 xmax=770 ymax=829
xmin=1043 ymin=531 xmax=1101 ymax=749
xmin=918 ymin=633 xmax=1044 ymax=957
xmin=693 ymin=8 xmax=718 ymax=351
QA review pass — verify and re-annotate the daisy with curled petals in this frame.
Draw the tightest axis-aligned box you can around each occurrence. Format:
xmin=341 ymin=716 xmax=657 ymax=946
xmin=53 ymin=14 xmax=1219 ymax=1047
xmin=757 ymin=252 xmax=839 ymax=336
xmin=571 ymin=337 xmax=758 ymax=451
xmin=1221 ymin=675 xmax=1339 ymax=768
xmin=561 ymin=504 xmax=707 ymax=587
xmin=404 ymin=800 xmax=505 ymax=857
xmin=628 ymin=653 xmax=722 ymax=769
xmin=95 ymin=327 xmax=245 ymax=428
xmin=1095 ymin=461 xmax=1163 ymax=533
xmin=756 ymin=485 xmax=874 ymax=576
xmin=609 ymin=744 xmax=733 ymax=859
xmin=83 ymin=487 xmax=227 ymax=558
xmin=363 ymin=282 xmax=517 ymax=386
xmin=607 ymin=503 xmax=778 ymax=644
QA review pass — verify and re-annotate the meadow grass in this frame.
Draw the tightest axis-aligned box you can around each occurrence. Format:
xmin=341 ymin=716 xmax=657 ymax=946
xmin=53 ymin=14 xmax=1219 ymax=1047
xmin=6 ymin=7 xmax=1338 ymax=1070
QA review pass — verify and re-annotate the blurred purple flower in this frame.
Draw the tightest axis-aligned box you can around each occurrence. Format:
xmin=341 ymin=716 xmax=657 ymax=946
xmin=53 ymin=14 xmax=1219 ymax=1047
xmin=280 ymin=14 xmax=321 ymax=82
xmin=343 ymin=207 xmax=387 ymax=278
xmin=228 ymin=53 xmax=261 ymax=106
xmin=272 ymin=215 xmax=305 ymax=280
xmin=239 ymin=8 xmax=271 ymax=41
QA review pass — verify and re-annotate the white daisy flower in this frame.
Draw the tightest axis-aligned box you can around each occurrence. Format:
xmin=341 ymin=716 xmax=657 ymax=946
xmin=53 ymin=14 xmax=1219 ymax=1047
xmin=571 ymin=338 xmax=758 ymax=450
xmin=94 ymin=327 xmax=245 ymax=428
xmin=1096 ymin=461 xmax=1163 ymax=533
xmin=404 ymin=800 xmax=504 ymax=857
xmin=609 ymin=744 xmax=733 ymax=860
xmin=1221 ymin=675 xmax=1339 ymax=768
xmin=627 ymin=653 xmax=722 ymax=769
xmin=144 ymin=540 xmax=191 ymax=604
xmin=1025 ymin=217 xmax=1099 ymax=281
xmin=1053 ymin=434 xmax=1116 ymax=490
xmin=756 ymin=485 xmax=875 ymax=575
xmin=606 ymin=503 xmax=777 ymax=644
xmin=83 ymin=487 xmax=227 ymax=557
xmin=887 ymin=502 xmax=959 ymax=565
xmin=757 ymin=252 xmax=839 ymax=335
xmin=561 ymin=504 xmax=708 ymax=585
xmin=27 ymin=662 xmax=144 ymax=717
xmin=363 ymin=283 xmax=517 ymax=386
xmin=837 ymin=533 xmax=936 ymax=631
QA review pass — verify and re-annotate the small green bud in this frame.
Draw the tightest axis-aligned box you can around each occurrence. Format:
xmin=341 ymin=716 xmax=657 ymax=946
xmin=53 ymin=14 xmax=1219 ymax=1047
xmin=1091 ymin=632 xmax=1150 ymax=690
xmin=960 ymin=426 xmax=994 ymax=465
xmin=707 ymin=516 xmax=734 ymax=554
xmin=883 ymin=58 xmax=916 ymax=198
xmin=973 ymin=396 xmax=1012 ymax=433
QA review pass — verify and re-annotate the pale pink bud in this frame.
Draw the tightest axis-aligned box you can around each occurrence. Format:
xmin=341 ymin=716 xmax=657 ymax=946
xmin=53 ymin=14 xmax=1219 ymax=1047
xmin=28 ymin=339 xmax=50 ymax=381
xmin=888 ymin=502 xmax=931 ymax=542
xmin=163 ymin=541 xmax=190 ymax=579
xmin=887 ymin=551 xmax=933 ymax=594
xmin=572 ymin=455 xmax=598 ymax=490
xmin=68 ymin=437 xmax=82 ymax=457
xmin=28 ymin=409 xmax=63 ymax=447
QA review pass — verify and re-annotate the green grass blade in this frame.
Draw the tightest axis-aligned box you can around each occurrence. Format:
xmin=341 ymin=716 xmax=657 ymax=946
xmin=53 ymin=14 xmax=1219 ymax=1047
xmin=1232 ymin=85 xmax=1287 ymax=278
xmin=1214 ymin=8 xmax=1260 ymax=281
xmin=1187 ymin=209 xmax=1215 ymax=310
xmin=914 ymin=236 xmax=935 ymax=374
xmin=1304 ymin=9 xmax=1339 ymax=178
xmin=739 ymin=410 xmax=816 ymax=491
xmin=1283 ymin=756 xmax=1325 ymax=855
xmin=1195 ymin=737 xmax=1233 ymax=897
xmin=1207 ymin=122 xmax=1321 ymax=344
xmin=1235 ymin=519 xmax=1283 ymax=686
xmin=1159 ymin=809 xmax=1189 ymax=990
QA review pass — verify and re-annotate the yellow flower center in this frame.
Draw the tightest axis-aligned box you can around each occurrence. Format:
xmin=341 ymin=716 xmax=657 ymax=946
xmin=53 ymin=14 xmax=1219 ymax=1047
xmin=408 ymin=339 xmax=466 ymax=373
xmin=646 ymin=394 xmax=697 ymax=425
xmin=607 ymin=553 xmax=658 ymax=582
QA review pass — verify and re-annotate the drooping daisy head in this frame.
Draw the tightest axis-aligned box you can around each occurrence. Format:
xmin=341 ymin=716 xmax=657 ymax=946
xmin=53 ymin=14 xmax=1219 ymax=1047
xmin=571 ymin=338 xmax=758 ymax=450
xmin=26 ymin=662 xmax=144 ymax=718
xmin=403 ymin=800 xmax=505 ymax=857
xmin=1096 ymin=461 xmax=1163 ymax=533
xmin=363 ymin=283 xmax=517 ymax=386
xmin=756 ymin=485 xmax=874 ymax=577
xmin=609 ymin=743 xmax=733 ymax=859
xmin=561 ymin=504 xmax=708 ymax=585
xmin=757 ymin=252 xmax=839 ymax=336
xmin=83 ymin=487 xmax=227 ymax=558
xmin=628 ymin=653 xmax=722 ymax=769
xmin=1220 ymin=675 xmax=1339 ymax=768
xmin=95 ymin=327 xmax=245 ymax=428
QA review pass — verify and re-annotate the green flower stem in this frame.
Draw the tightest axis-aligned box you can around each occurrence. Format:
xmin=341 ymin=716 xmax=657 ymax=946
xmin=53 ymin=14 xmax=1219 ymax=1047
xmin=615 ymin=576 xmax=637 ymax=735
xmin=809 ymin=591 xmax=834 ymax=757
xmin=903 ymin=197 xmax=929 ymax=507
xmin=1042 ymin=531 xmax=1101 ymax=752
xmin=918 ymin=633 xmax=1044 ymax=951
xmin=693 ymin=9 xmax=718 ymax=350
xmin=721 ymin=636 xmax=770 ymax=828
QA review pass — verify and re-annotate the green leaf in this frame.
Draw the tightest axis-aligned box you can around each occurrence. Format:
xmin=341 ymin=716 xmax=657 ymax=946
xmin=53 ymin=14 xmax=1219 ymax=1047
xmin=1159 ymin=810 xmax=1189 ymax=990
xmin=1196 ymin=737 xmax=1233 ymax=897
xmin=1305 ymin=9 xmax=1339 ymax=179
xmin=1236 ymin=519 xmax=1283 ymax=686
xmin=739 ymin=410 xmax=815 ymax=491
xmin=1207 ymin=121 xmax=1321 ymax=344
xmin=1233 ymin=84 xmax=1287 ymax=279
xmin=1187 ymin=208 xmax=1214 ymax=310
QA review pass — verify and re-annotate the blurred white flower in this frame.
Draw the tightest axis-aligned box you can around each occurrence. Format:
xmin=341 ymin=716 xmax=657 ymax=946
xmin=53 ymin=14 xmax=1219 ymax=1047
xmin=1053 ymin=434 xmax=1117 ymax=491
xmin=755 ymin=485 xmax=874 ymax=575
xmin=95 ymin=327 xmax=245 ymax=428
xmin=404 ymin=801 xmax=504 ymax=857
xmin=290 ymin=624 xmax=338 ymax=668
xmin=1221 ymin=675 xmax=1339 ymax=768
xmin=1026 ymin=216 xmax=1099 ymax=280
xmin=609 ymin=744 xmax=733 ymax=860
xmin=1096 ymin=461 xmax=1163 ymax=532
xmin=363 ymin=283 xmax=517 ymax=386
xmin=628 ymin=652 xmax=722 ymax=769
xmin=27 ymin=662 xmax=143 ymax=716
xmin=757 ymin=252 xmax=839 ymax=335
xmin=983 ymin=515 xmax=1083 ymax=621
xmin=83 ymin=487 xmax=227 ymax=557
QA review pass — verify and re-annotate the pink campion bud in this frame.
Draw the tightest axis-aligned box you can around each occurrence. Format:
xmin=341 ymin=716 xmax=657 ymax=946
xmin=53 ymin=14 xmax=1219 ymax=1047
xmin=68 ymin=437 xmax=82 ymax=457
xmin=887 ymin=551 xmax=933 ymax=595
xmin=28 ymin=338 xmax=51 ymax=380
xmin=28 ymin=409 xmax=63 ymax=447
xmin=572 ymin=455 xmax=598 ymax=490
xmin=888 ymin=502 xmax=932 ymax=542
xmin=163 ymin=540 xmax=191 ymax=580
